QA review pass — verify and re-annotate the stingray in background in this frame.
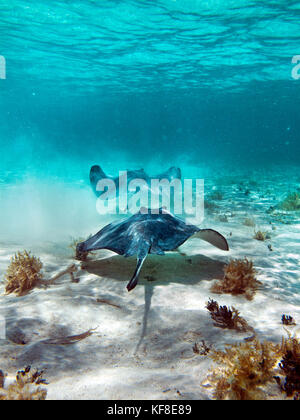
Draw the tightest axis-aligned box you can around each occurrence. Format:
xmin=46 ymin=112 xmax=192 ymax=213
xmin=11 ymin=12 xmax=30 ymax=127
xmin=90 ymin=165 xmax=182 ymax=198
xmin=76 ymin=208 xmax=229 ymax=292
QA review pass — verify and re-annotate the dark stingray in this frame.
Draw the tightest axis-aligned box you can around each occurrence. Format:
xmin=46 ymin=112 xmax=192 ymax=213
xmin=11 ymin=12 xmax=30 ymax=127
xmin=90 ymin=165 xmax=181 ymax=198
xmin=76 ymin=208 xmax=229 ymax=292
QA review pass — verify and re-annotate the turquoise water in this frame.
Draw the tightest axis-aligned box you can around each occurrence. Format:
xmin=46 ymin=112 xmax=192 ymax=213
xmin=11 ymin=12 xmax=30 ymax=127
xmin=1 ymin=1 xmax=300 ymax=174
xmin=0 ymin=0 xmax=299 ymax=238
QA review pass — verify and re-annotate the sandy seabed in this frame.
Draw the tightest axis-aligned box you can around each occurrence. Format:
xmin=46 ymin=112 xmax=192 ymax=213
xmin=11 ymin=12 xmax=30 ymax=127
xmin=0 ymin=167 xmax=300 ymax=400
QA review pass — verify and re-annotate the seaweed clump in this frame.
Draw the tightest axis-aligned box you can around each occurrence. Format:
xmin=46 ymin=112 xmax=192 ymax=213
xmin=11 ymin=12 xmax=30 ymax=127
xmin=253 ymin=230 xmax=271 ymax=241
xmin=4 ymin=251 xmax=43 ymax=296
xmin=278 ymin=192 xmax=300 ymax=211
xmin=73 ymin=236 xmax=94 ymax=261
xmin=211 ymin=258 xmax=261 ymax=301
xmin=207 ymin=339 xmax=281 ymax=400
xmin=0 ymin=366 xmax=47 ymax=400
xmin=69 ymin=236 xmax=90 ymax=261
xmin=69 ymin=236 xmax=85 ymax=252
xmin=278 ymin=335 xmax=300 ymax=398
xmin=206 ymin=299 xmax=253 ymax=333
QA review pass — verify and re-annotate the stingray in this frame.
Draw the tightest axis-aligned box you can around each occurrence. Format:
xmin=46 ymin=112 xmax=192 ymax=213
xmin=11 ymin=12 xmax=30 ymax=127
xmin=90 ymin=165 xmax=181 ymax=198
xmin=76 ymin=208 xmax=229 ymax=292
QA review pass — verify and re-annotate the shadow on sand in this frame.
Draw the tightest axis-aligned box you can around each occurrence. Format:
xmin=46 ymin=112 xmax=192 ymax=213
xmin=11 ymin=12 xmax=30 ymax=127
xmin=82 ymin=252 xmax=226 ymax=353
xmin=82 ymin=252 xmax=225 ymax=288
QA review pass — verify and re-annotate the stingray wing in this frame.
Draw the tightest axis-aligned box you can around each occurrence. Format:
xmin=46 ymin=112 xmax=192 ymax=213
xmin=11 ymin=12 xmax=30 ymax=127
xmin=77 ymin=214 xmax=152 ymax=293
xmin=76 ymin=212 xmax=155 ymax=257
xmin=193 ymin=229 xmax=229 ymax=251
xmin=76 ymin=218 xmax=136 ymax=256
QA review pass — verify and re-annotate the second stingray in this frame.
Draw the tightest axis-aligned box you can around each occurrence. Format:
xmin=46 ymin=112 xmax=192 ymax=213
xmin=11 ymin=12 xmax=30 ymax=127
xmin=77 ymin=208 xmax=229 ymax=291
xmin=90 ymin=165 xmax=181 ymax=198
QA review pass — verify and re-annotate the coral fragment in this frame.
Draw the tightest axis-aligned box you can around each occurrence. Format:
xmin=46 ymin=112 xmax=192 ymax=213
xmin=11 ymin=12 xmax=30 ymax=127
xmin=281 ymin=315 xmax=296 ymax=326
xmin=0 ymin=366 xmax=47 ymax=400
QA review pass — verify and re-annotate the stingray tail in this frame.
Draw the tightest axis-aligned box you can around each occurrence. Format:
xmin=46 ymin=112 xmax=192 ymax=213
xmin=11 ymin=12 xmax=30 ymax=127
xmin=126 ymin=247 xmax=150 ymax=292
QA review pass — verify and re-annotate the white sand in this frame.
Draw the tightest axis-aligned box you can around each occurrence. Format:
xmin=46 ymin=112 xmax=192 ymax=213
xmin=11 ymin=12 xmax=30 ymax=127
xmin=0 ymin=168 xmax=300 ymax=400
